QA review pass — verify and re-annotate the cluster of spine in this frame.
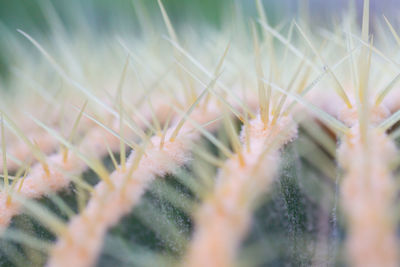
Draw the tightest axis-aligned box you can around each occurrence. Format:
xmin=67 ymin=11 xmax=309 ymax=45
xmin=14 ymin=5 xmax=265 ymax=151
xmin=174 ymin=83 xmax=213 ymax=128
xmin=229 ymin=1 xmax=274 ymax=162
xmin=0 ymin=126 xmax=110 ymax=226
xmin=184 ymin=115 xmax=297 ymax=267
xmin=47 ymin=102 xmax=220 ymax=267
xmin=0 ymin=106 xmax=163 ymax=229
xmin=2 ymin=0 xmax=400 ymax=266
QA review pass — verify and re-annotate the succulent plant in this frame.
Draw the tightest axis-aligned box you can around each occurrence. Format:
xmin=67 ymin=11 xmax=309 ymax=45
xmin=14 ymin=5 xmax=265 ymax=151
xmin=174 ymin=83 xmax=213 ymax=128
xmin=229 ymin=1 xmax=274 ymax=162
xmin=1 ymin=0 xmax=400 ymax=266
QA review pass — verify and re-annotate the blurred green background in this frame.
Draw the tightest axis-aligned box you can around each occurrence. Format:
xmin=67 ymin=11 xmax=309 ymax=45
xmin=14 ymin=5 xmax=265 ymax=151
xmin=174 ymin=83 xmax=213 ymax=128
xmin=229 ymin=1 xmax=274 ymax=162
xmin=0 ymin=0 xmax=236 ymax=81
xmin=0 ymin=0 xmax=398 ymax=82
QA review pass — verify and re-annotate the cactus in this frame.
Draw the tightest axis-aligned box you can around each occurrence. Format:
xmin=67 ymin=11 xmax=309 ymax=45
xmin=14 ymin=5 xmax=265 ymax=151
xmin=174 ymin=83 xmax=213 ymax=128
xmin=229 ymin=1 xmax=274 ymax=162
xmin=1 ymin=0 xmax=400 ymax=266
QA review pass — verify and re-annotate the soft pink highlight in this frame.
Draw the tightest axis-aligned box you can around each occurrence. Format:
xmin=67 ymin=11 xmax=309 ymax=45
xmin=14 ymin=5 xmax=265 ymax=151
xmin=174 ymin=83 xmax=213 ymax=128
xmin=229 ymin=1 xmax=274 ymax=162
xmin=184 ymin=115 xmax=297 ymax=267
xmin=47 ymin=103 xmax=220 ymax=267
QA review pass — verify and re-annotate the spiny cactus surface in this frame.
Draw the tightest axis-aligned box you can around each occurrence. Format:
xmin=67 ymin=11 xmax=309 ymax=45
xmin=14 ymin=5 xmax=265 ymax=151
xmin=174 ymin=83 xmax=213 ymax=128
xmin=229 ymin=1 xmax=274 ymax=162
xmin=1 ymin=0 xmax=400 ymax=266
